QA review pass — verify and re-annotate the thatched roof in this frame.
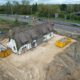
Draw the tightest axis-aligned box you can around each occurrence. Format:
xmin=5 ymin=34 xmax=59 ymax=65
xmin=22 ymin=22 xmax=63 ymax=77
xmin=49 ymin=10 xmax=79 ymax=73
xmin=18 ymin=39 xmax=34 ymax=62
xmin=36 ymin=22 xmax=54 ymax=34
xmin=11 ymin=22 xmax=54 ymax=50
xmin=28 ymin=29 xmax=39 ymax=39
xmin=36 ymin=22 xmax=54 ymax=36
xmin=18 ymin=32 xmax=29 ymax=44
xmin=24 ymin=31 xmax=32 ymax=42
xmin=46 ymin=24 xmax=54 ymax=32
xmin=13 ymin=31 xmax=32 ymax=49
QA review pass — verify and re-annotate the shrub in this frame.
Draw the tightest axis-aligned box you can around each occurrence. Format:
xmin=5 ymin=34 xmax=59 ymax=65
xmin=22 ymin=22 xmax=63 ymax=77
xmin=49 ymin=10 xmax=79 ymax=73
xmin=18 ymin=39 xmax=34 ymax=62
xmin=71 ymin=14 xmax=80 ymax=20
xmin=66 ymin=14 xmax=70 ymax=19
xmin=59 ymin=12 xmax=65 ymax=18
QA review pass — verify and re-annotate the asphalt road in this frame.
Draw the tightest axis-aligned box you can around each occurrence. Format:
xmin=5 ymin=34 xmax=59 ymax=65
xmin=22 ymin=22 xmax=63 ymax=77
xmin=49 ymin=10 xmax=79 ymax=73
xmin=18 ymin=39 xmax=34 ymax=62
xmin=0 ymin=14 xmax=30 ymax=22
xmin=0 ymin=14 xmax=80 ymax=35
xmin=52 ymin=20 xmax=80 ymax=35
xmin=54 ymin=24 xmax=80 ymax=34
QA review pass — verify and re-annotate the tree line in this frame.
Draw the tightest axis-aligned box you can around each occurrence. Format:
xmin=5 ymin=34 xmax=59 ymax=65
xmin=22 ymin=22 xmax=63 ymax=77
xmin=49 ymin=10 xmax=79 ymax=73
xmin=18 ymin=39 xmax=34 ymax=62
xmin=0 ymin=0 xmax=80 ymax=20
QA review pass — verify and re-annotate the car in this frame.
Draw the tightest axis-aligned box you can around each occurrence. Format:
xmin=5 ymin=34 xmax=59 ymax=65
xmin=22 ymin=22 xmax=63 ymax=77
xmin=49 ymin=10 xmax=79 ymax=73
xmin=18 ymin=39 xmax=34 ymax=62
xmin=25 ymin=16 xmax=29 ymax=18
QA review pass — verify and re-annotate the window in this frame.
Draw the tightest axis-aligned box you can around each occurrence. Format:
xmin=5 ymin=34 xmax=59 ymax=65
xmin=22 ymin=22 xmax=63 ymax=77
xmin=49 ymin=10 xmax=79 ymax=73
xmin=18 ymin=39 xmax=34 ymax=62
xmin=50 ymin=33 xmax=52 ymax=36
xmin=13 ymin=46 xmax=16 ymax=50
xmin=25 ymin=41 xmax=28 ymax=44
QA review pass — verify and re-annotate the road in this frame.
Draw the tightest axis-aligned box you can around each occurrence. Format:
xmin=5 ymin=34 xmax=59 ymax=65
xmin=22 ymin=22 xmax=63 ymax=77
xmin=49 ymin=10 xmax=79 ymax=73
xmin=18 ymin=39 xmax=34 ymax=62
xmin=54 ymin=24 xmax=80 ymax=34
xmin=0 ymin=14 xmax=80 ymax=35
xmin=0 ymin=14 xmax=30 ymax=22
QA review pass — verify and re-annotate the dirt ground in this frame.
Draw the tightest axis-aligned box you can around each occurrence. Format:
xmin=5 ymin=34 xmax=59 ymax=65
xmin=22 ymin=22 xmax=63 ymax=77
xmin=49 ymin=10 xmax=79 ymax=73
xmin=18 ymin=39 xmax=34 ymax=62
xmin=0 ymin=34 xmax=76 ymax=80
xmin=0 ymin=24 xmax=10 ymax=29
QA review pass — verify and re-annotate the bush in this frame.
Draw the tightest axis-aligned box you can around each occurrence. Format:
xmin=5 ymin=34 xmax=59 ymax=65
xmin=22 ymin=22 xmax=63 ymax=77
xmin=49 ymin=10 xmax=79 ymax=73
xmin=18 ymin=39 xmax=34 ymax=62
xmin=58 ymin=12 xmax=80 ymax=21
xmin=59 ymin=12 xmax=65 ymax=18
xmin=71 ymin=14 xmax=80 ymax=20
xmin=66 ymin=14 xmax=70 ymax=19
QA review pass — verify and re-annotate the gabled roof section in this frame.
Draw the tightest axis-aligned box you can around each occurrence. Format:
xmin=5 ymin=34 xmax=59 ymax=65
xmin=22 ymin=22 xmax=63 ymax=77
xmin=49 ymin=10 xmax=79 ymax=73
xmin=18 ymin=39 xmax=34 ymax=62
xmin=11 ymin=22 xmax=54 ymax=49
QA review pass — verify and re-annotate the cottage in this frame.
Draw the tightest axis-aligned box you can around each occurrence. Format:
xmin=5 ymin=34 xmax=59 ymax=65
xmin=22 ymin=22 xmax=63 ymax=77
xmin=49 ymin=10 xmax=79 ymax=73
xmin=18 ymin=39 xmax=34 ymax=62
xmin=28 ymin=29 xmax=39 ymax=48
xmin=37 ymin=23 xmax=54 ymax=41
xmin=7 ymin=22 xmax=54 ymax=54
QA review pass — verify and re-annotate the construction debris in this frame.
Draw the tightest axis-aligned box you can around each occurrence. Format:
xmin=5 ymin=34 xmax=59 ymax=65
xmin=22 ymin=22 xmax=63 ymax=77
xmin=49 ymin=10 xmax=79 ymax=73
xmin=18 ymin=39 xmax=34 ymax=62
xmin=55 ymin=37 xmax=72 ymax=48
xmin=0 ymin=44 xmax=12 ymax=58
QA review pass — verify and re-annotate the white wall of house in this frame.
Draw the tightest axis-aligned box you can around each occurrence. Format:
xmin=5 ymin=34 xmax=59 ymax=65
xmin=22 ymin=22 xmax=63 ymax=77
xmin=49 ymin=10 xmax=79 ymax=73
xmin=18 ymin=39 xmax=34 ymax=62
xmin=18 ymin=43 xmax=32 ymax=54
xmin=50 ymin=32 xmax=54 ymax=38
xmin=7 ymin=39 xmax=18 ymax=53
xmin=43 ymin=32 xmax=54 ymax=41
xmin=18 ymin=40 xmax=37 ymax=54
xmin=32 ymin=40 xmax=37 ymax=47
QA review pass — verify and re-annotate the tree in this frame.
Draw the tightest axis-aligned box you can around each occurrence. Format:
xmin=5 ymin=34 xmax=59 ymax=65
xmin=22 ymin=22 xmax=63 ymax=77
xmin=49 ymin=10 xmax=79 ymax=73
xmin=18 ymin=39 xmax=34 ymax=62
xmin=19 ymin=0 xmax=31 ymax=14
xmin=73 ymin=4 xmax=80 ymax=12
xmin=12 ymin=1 xmax=20 ymax=14
xmin=21 ymin=0 xmax=30 ymax=5
xmin=60 ymin=4 xmax=67 ymax=11
xmin=38 ymin=4 xmax=60 ymax=17
xmin=32 ymin=3 xmax=38 ymax=14
xmin=4 ymin=1 xmax=12 ymax=14
xmin=67 ymin=5 xmax=74 ymax=13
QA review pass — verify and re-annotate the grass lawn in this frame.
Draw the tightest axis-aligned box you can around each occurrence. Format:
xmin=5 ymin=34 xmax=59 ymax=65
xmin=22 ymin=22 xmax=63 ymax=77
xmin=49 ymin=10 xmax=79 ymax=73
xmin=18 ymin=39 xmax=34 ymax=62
xmin=65 ymin=19 xmax=80 ymax=24
xmin=0 ymin=18 xmax=14 ymax=25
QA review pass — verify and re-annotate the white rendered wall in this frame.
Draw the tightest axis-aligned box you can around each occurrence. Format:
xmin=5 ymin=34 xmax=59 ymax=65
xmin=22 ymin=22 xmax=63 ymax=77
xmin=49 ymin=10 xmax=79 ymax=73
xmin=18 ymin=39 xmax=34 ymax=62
xmin=43 ymin=32 xmax=54 ymax=41
xmin=18 ymin=43 xmax=32 ymax=54
xmin=7 ymin=39 xmax=18 ymax=53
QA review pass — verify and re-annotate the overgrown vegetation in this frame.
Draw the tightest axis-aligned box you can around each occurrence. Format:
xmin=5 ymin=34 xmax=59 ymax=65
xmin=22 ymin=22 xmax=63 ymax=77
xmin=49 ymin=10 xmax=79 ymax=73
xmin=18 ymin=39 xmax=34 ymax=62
xmin=77 ymin=36 xmax=80 ymax=41
xmin=0 ymin=18 xmax=9 ymax=24
xmin=0 ymin=0 xmax=80 ymax=22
